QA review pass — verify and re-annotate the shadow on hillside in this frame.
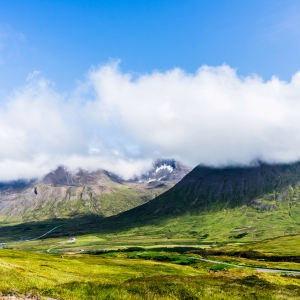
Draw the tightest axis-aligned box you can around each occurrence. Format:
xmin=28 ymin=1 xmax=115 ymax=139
xmin=0 ymin=214 xmax=106 ymax=242
xmin=0 ymin=209 xmax=188 ymax=242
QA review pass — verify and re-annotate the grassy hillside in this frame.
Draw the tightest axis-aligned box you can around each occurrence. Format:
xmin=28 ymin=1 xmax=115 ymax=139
xmin=83 ymin=162 xmax=300 ymax=242
xmin=2 ymin=183 xmax=300 ymax=248
xmin=223 ymin=234 xmax=300 ymax=256
xmin=108 ymin=162 xmax=300 ymax=218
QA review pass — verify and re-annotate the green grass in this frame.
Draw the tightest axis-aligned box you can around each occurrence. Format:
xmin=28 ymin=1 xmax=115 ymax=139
xmin=2 ymin=223 xmax=300 ymax=299
xmin=1 ymin=248 xmax=300 ymax=299
xmin=0 ymin=248 xmax=200 ymax=298
xmin=2 ymin=200 xmax=300 ymax=253
xmin=125 ymin=195 xmax=300 ymax=241
xmin=237 ymin=234 xmax=300 ymax=256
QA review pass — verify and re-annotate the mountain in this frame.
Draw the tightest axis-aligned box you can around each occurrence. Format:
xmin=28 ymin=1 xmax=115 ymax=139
xmin=97 ymin=161 xmax=300 ymax=241
xmin=0 ymin=160 xmax=190 ymax=222
xmin=130 ymin=159 xmax=191 ymax=184
xmin=127 ymin=161 xmax=300 ymax=216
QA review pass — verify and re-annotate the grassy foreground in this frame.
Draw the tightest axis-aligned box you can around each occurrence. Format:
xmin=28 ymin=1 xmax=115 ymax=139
xmin=1 ymin=248 xmax=300 ymax=299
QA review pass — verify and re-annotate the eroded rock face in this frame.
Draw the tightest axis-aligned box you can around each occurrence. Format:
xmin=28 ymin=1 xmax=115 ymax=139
xmin=42 ymin=166 xmax=123 ymax=186
xmin=251 ymin=199 xmax=278 ymax=211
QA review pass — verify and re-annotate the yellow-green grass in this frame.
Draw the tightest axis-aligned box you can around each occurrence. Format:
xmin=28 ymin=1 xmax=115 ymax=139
xmin=1 ymin=249 xmax=300 ymax=299
xmin=0 ymin=249 xmax=200 ymax=298
xmin=5 ymin=233 xmax=213 ymax=254
xmin=202 ymin=254 xmax=300 ymax=273
xmin=182 ymin=234 xmax=300 ymax=273
xmin=223 ymin=234 xmax=300 ymax=256
xmin=114 ymin=201 xmax=300 ymax=242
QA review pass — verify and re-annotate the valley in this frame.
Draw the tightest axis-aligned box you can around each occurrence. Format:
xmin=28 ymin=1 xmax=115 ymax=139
xmin=1 ymin=233 xmax=300 ymax=299
xmin=2 ymin=161 xmax=300 ymax=299
xmin=1 ymin=1 xmax=298 ymax=298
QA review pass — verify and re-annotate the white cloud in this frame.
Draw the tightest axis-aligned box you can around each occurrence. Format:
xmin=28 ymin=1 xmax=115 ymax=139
xmin=1 ymin=62 xmax=300 ymax=181
xmin=87 ymin=63 xmax=300 ymax=166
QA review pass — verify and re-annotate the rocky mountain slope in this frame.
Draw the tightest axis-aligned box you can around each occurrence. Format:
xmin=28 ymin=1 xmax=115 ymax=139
xmin=0 ymin=159 xmax=190 ymax=222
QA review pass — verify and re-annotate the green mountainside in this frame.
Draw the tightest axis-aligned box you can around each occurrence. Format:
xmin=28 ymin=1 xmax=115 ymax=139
xmin=93 ymin=161 xmax=300 ymax=241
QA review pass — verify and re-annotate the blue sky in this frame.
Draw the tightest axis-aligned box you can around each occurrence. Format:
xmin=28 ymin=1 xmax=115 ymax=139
xmin=1 ymin=1 xmax=300 ymax=180
xmin=1 ymin=0 xmax=300 ymax=93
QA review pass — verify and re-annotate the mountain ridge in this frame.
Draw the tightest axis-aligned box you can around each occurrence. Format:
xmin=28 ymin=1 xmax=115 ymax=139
xmin=94 ymin=161 xmax=300 ymax=241
xmin=0 ymin=159 xmax=190 ymax=222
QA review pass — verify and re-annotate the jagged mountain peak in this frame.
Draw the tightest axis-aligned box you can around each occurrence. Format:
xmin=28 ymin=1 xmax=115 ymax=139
xmin=41 ymin=166 xmax=124 ymax=187
xmin=42 ymin=166 xmax=74 ymax=186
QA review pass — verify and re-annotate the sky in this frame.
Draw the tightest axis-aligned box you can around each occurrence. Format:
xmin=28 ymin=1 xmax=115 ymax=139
xmin=1 ymin=0 xmax=300 ymax=180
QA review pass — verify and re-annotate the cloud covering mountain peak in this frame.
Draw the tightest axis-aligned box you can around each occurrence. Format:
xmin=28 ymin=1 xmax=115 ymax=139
xmin=1 ymin=62 xmax=300 ymax=180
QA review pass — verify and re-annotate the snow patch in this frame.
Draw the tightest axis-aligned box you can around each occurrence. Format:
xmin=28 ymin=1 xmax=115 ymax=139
xmin=155 ymin=164 xmax=173 ymax=173
xmin=148 ymin=178 xmax=156 ymax=183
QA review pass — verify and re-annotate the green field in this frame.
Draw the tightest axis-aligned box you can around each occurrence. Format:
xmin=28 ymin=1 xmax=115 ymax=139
xmin=1 ymin=246 xmax=300 ymax=300
xmin=1 ymin=220 xmax=300 ymax=299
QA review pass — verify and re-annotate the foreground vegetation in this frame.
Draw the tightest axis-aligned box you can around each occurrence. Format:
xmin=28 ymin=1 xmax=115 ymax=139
xmin=1 ymin=247 xmax=300 ymax=300
xmin=2 ymin=218 xmax=300 ymax=299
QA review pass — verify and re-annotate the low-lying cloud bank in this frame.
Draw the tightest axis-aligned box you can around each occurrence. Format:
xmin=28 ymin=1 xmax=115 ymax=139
xmin=1 ymin=62 xmax=300 ymax=181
